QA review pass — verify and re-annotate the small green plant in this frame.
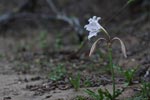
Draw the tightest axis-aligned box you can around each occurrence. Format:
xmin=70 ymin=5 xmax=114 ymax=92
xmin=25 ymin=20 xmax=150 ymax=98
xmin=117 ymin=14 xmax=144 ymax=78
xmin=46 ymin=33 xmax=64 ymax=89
xmin=73 ymin=95 xmax=86 ymax=100
xmin=83 ymin=79 xmax=92 ymax=87
xmin=129 ymin=82 xmax=150 ymax=100
xmin=84 ymin=16 xmax=127 ymax=100
xmin=127 ymin=0 xmax=136 ymax=4
xmin=85 ymin=89 xmax=104 ymax=100
xmin=0 ymin=53 xmax=4 ymax=59
xmin=38 ymin=31 xmax=48 ymax=50
xmin=115 ymin=65 xmax=136 ymax=86
xmin=49 ymin=64 xmax=66 ymax=81
xmin=123 ymin=68 xmax=136 ymax=86
xmin=15 ymin=42 xmax=31 ymax=53
xmin=14 ymin=62 xmax=31 ymax=73
xmin=69 ymin=73 xmax=81 ymax=91
xmin=140 ymin=82 xmax=150 ymax=99
xmin=85 ymin=88 xmax=124 ymax=100
xmin=55 ymin=33 xmax=63 ymax=49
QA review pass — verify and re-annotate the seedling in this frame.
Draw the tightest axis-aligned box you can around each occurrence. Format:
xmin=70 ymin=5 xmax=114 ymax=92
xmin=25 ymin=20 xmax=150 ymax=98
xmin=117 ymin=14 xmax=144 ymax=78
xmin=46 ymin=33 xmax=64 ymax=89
xmin=85 ymin=88 xmax=124 ymax=100
xmin=74 ymin=95 xmax=86 ymax=100
xmin=141 ymin=82 xmax=150 ymax=99
xmin=14 ymin=62 xmax=31 ymax=73
xmin=55 ymin=33 xmax=63 ymax=50
xmin=84 ymin=16 xmax=127 ymax=99
xmin=114 ymin=65 xmax=137 ymax=86
xmin=69 ymin=73 xmax=81 ymax=91
xmin=127 ymin=0 xmax=136 ymax=4
xmin=38 ymin=31 xmax=48 ymax=50
xmin=83 ymin=79 xmax=92 ymax=87
xmin=123 ymin=68 xmax=136 ymax=86
xmin=0 ymin=53 xmax=4 ymax=59
xmin=130 ymin=82 xmax=150 ymax=100
xmin=85 ymin=89 xmax=104 ymax=100
xmin=49 ymin=64 xmax=66 ymax=81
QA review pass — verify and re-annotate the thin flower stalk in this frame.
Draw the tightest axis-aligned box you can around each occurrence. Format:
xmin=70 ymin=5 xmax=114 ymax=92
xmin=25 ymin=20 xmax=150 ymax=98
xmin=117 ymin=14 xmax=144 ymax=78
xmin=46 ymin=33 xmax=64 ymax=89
xmin=85 ymin=16 xmax=127 ymax=99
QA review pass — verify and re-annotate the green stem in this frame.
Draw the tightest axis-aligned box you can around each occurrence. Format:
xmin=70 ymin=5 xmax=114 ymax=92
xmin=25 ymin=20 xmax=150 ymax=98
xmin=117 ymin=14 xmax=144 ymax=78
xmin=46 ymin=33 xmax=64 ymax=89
xmin=108 ymin=46 xmax=115 ymax=99
xmin=101 ymin=27 xmax=110 ymax=39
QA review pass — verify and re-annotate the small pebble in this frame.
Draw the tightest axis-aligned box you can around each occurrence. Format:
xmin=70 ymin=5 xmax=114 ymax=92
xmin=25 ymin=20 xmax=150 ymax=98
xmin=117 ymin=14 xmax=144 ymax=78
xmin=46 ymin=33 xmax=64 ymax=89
xmin=45 ymin=95 xmax=52 ymax=98
xmin=3 ymin=96 xmax=11 ymax=100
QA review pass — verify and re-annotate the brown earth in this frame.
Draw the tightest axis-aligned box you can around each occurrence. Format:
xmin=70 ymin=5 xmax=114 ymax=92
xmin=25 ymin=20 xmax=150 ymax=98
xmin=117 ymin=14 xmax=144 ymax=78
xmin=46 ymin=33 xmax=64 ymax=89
xmin=0 ymin=0 xmax=150 ymax=100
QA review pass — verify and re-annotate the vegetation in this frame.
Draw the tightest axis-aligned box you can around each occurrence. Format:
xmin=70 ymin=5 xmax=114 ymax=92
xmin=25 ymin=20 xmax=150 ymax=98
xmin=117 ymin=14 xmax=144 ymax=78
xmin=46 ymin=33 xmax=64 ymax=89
xmin=0 ymin=0 xmax=149 ymax=99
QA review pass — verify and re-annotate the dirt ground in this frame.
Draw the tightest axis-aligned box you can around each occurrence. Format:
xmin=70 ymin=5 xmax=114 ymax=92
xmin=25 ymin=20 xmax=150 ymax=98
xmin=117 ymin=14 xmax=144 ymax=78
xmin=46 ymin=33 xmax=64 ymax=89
xmin=0 ymin=0 xmax=150 ymax=100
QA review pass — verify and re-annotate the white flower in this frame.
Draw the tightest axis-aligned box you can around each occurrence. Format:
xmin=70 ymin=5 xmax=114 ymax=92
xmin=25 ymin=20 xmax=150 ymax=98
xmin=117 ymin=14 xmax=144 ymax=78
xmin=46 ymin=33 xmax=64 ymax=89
xmin=84 ymin=16 xmax=102 ymax=39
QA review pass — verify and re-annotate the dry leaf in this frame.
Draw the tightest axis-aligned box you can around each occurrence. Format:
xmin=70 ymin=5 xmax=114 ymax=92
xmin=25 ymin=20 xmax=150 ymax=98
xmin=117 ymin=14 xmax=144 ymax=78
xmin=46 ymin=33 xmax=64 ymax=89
xmin=112 ymin=37 xmax=127 ymax=58
xmin=89 ymin=38 xmax=106 ymax=56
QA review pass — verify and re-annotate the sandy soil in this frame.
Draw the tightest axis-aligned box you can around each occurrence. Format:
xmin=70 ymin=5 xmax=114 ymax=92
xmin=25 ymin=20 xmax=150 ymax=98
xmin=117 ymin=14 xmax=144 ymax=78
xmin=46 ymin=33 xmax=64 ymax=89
xmin=0 ymin=0 xmax=150 ymax=99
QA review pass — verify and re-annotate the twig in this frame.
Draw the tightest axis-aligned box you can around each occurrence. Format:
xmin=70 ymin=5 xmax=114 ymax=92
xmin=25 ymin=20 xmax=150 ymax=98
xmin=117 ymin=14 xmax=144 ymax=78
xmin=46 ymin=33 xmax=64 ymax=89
xmin=46 ymin=0 xmax=84 ymax=42
xmin=46 ymin=0 xmax=59 ymax=14
xmin=0 ymin=0 xmax=84 ymax=42
xmin=46 ymin=0 xmax=86 ymax=57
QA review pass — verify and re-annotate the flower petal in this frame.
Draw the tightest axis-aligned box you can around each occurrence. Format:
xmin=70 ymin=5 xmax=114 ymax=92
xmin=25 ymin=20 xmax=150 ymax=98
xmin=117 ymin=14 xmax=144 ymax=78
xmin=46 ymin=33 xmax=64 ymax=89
xmin=88 ymin=31 xmax=98 ymax=39
xmin=84 ymin=16 xmax=102 ymax=39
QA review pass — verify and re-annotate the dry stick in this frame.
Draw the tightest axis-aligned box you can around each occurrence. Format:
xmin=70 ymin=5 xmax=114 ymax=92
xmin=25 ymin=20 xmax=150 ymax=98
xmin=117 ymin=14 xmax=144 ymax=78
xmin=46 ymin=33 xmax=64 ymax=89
xmin=46 ymin=0 xmax=74 ymax=24
xmin=46 ymin=0 xmax=59 ymax=15
xmin=47 ymin=0 xmax=85 ymax=58
xmin=0 ymin=0 xmax=83 ymax=41
xmin=46 ymin=0 xmax=84 ymax=42
xmin=0 ymin=0 xmax=38 ymax=30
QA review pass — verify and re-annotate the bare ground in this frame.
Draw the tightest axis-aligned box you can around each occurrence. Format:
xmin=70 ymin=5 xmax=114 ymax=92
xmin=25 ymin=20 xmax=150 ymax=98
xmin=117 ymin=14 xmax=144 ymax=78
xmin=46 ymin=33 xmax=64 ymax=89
xmin=0 ymin=0 xmax=150 ymax=100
